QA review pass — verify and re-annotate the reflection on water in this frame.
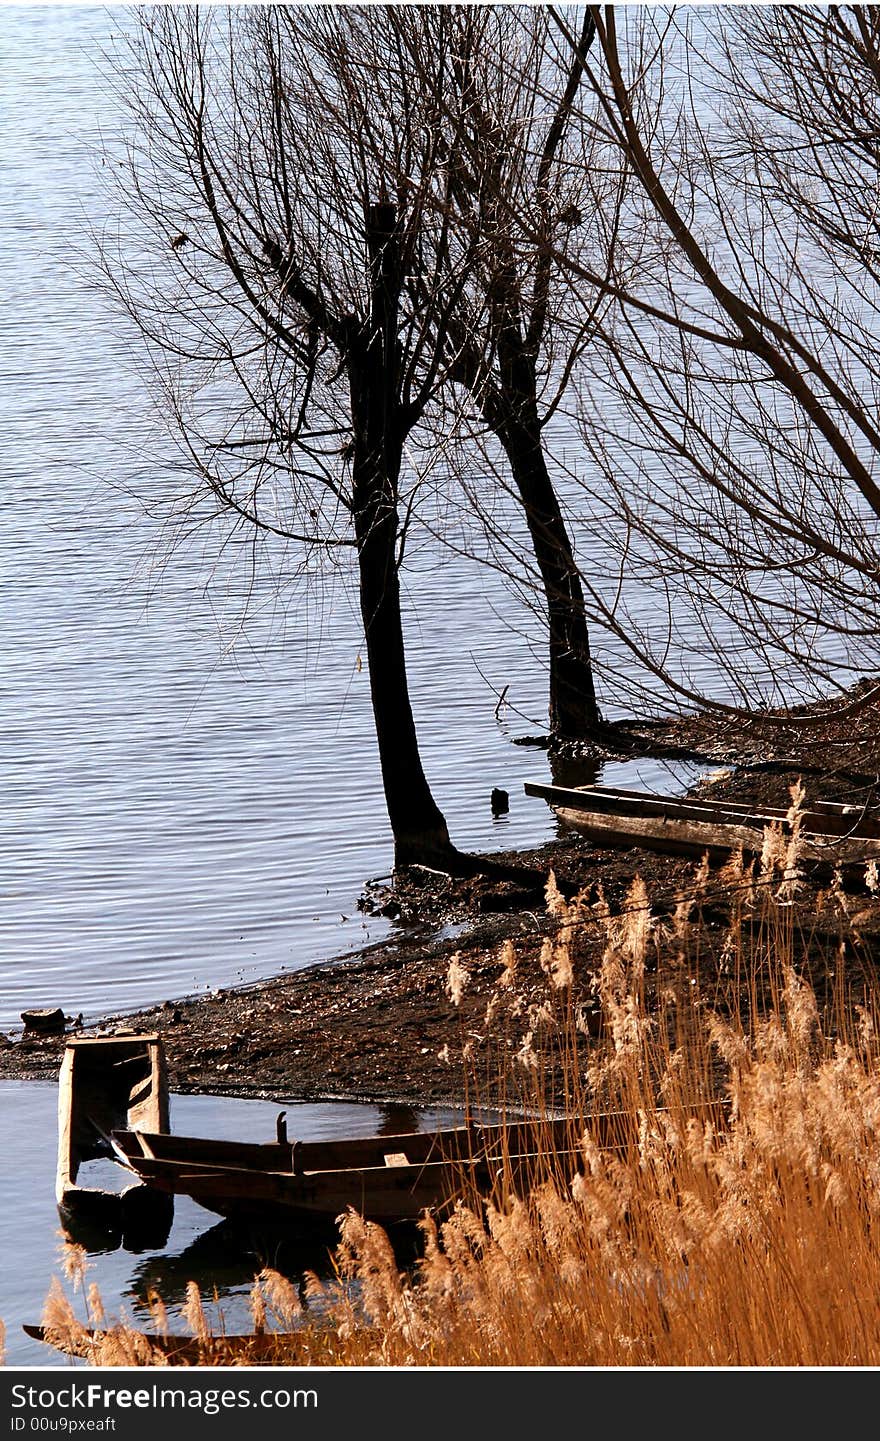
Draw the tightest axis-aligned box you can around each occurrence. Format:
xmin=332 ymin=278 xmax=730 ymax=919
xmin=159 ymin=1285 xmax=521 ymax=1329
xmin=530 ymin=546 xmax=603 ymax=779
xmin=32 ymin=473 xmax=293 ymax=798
xmin=548 ymin=750 xmax=603 ymax=792
xmin=126 ymin=1215 xmax=424 ymax=1318
xmin=126 ymin=1221 xmax=328 ymax=1314
xmin=1 ymin=1081 xmax=464 ymax=1366
xmin=59 ymin=1190 xmax=175 ymax=1259
xmin=376 ymin=1102 xmax=421 ymax=1137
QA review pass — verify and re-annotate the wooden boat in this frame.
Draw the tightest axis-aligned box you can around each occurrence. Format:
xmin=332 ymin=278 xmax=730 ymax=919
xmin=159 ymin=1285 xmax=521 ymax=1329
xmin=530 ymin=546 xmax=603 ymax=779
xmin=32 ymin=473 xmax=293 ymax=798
xmin=110 ymin=1116 xmax=576 ymax=1227
xmin=524 ymin=781 xmax=880 ymax=873
xmin=57 ymin=1033 xmax=174 ymax=1245
xmin=22 ymin=1323 xmax=301 ymax=1366
xmin=110 ymin=1105 xmax=726 ymax=1229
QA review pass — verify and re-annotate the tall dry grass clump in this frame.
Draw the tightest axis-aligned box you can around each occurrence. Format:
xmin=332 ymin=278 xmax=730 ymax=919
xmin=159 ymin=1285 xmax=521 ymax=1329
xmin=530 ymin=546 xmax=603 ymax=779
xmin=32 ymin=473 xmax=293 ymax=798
xmin=310 ymin=815 xmax=880 ymax=1366
xmin=300 ymin=842 xmax=880 ymax=1367
xmin=28 ymin=797 xmax=880 ymax=1365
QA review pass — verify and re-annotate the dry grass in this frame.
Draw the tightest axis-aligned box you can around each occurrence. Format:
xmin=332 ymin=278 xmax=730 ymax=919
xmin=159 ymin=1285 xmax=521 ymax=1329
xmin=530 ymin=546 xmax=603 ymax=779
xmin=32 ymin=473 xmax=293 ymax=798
xmin=24 ymin=791 xmax=880 ymax=1366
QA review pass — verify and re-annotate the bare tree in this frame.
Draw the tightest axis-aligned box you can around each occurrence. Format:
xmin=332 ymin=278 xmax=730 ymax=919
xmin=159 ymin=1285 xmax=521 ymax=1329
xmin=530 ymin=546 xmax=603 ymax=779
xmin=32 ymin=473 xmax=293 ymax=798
xmin=388 ymin=5 xmax=608 ymax=741
xmin=259 ymin=5 xmax=617 ymax=743
xmin=533 ymin=4 xmax=880 ymax=730
xmin=101 ymin=5 xmax=491 ymax=871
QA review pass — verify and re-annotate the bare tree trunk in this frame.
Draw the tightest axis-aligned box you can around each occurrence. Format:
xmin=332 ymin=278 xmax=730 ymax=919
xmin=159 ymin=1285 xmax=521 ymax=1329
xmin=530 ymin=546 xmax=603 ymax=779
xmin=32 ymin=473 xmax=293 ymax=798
xmin=500 ymin=418 xmax=600 ymax=738
xmin=351 ymin=458 xmax=456 ymax=868
xmin=349 ymin=204 xmax=457 ymax=870
xmin=483 ymin=336 xmax=600 ymax=739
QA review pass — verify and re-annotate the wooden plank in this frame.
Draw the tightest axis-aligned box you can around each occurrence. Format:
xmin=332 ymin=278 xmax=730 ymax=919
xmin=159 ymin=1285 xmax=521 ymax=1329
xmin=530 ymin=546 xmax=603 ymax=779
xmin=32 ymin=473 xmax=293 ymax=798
xmin=588 ymin=783 xmax=875 ymax=822
xmin=55 ymin=1045 xmax=76 ymax=1204
xmin=65 ymin=1033 xmax=163 ymax=1051
xmin=553 ymin=805 xmax=765 ymax=859
xmin=526 ymin=782 xmax=791 ymax=827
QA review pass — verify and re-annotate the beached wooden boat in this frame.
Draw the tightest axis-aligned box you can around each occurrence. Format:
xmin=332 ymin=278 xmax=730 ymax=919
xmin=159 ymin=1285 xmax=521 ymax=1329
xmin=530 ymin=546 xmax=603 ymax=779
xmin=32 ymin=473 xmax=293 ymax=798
xmin=22 ymin=1323 xmax=300 ymax=1365
xmin=110 ymin=1111 xmax=658 ymax=1228
xmin=110 ymin=1103 xmax=728 ymax=1229
xmin=110 ymin=1116 xmax=573 ymax=1227
xmin=524 ymin=781 xmax=880 ymax=873
xmin=57 ymin=1033 xmax=174 ymax=1244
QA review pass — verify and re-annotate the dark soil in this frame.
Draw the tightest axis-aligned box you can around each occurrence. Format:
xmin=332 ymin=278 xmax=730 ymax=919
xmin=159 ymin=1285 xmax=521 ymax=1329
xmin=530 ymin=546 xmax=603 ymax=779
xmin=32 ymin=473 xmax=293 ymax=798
xmin=4 ymin=682 xmax=880 ymax=1111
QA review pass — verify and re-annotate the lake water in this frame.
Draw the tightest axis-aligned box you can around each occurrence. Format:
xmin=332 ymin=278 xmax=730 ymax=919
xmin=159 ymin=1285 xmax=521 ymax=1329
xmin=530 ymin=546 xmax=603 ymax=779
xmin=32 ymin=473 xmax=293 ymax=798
xmin=0 ymin=5 xmax=704 ymax=1034
xmin=0 ymin=7 xmax=709 ymax=1355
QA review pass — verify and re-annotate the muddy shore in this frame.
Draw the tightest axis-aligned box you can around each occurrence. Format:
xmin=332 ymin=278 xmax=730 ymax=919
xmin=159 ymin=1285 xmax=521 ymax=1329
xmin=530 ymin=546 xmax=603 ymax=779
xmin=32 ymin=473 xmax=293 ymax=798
xmin=3 ymin=691 xmax=880 ymax=1110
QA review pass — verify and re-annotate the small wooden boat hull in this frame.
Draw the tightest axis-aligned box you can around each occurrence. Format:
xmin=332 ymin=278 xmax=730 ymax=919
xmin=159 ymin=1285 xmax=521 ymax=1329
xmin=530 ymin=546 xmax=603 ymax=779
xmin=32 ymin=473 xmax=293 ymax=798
xmin=525 ymin=782 xmax=880 ymax=873
xmin=111 ymin=1118 xmax=575 ymax=1226
xmin=114 ymin=1160 xmax=484 ymax=1227
xmin=22 ymin=1323 xmax=299 ymax=1366
xmin=57 ymin=1034 xmax=174 ymax=1246
xmin=110 ymin=1107 xmax=725 ymax=1229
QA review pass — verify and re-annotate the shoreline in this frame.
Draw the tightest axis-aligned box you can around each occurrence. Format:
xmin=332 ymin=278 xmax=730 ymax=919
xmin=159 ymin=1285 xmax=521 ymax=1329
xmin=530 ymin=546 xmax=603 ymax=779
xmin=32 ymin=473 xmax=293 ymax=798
xmin=4 ymin=691 xmax=880 ymax=1111
xmin=0 ymin=837 xmax=596 ymax=1109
